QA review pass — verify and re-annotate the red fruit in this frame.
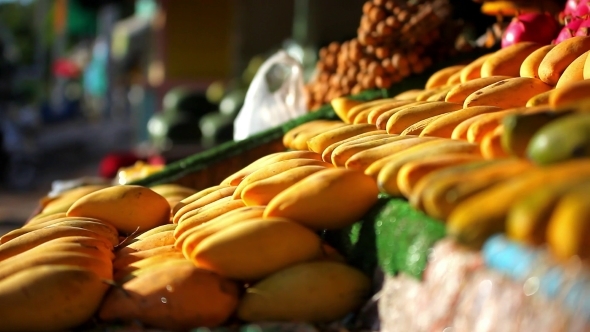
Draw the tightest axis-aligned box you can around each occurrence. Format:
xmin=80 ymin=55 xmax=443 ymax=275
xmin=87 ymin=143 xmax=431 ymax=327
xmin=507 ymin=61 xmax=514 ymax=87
xmin=554 ymin=16 xmax=585 ymax=43
xmin=574 ymin=3 xmax=590 ymax=17
xmin=575 ymin=18 xmax=590 ymax=36
xmin=502 ymin=13 xmax=560 ymax=48
xmin=564 ymin=0 xmax=590 ymax=16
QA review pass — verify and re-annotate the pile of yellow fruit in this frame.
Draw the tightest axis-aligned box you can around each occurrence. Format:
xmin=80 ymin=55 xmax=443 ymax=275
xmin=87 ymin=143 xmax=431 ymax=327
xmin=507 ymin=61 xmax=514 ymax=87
xmin=0 ymin=159 xmax=379 ymax=331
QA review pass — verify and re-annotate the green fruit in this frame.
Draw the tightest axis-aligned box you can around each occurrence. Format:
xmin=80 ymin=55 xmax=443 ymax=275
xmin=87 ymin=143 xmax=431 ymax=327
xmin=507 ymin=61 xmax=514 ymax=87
xmin=501 ymin=111 xmax=570 ymax=158
xmin=527 ymin=113 xmax=590 ymax=165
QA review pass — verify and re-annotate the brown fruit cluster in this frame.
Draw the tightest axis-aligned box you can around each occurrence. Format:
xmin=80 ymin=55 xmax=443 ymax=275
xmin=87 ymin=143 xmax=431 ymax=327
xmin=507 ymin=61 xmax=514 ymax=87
xmin=306 ymin=0 xmax=454 ymax=111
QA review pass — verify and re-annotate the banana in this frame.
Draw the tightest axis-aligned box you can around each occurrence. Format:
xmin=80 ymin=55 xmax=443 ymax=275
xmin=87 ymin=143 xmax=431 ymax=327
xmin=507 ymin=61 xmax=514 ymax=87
xmin=345 ymin=137 xmax=441 ymax=172
xmin=420 ymin=106 xmax=503 ymax=138
xmin=331 ymin=136 xmax=411 ymax=167
xmin=397 ymin=153 xmax=484 ymax=198
xmin=346 ymin=98 xmax=397 ymax=124
xmin=25 ymin=212 xmax=67 ymax=226
xmin=392 ymin=89 xmax=424 ymax=101
xmin=174 ymin=187 xmax=237 ymax=224
xmin=40 ymin=185 xmax=109 ymax=215
xmin=0 ymin=251 xmax=113 ymax=281
xmin=520 ymin=44 xmax=556 ymax=79
xmin=0 ymin=265 xmax=108 ymax=332
xmin=506 ymin=179 xmax=590 ymax=246
xmin=264 ymin=168 xmax=379 ymax=230
xmin=365 ymin=101 xmax=416 ymax=125
xmin=425 ymin=65 xmax=465 ymax=90
xmin=173 ymin=184 xmax=232 ymax=215
xmin=386 ymin=102 xmax=463 ymax=134
xmin=43 ymin=220 xmax=119 ymax=246
xmin=237 ymin=261 xmax=371 ymax=323
xmin=422 ymin=159 xmax=534 ymax=221
xmin=113 ymin=252 xmax=186 ymax=280
xmin=526 ymin=112 xmax=590 ymax=165
xmin=31 ymin=235 xmax=114 ymax=253
xmin=241 ymin=165 xmax=327 ymax=206
xmin=30 ymin=240 xmax=115 ymax=261
xmin=555 ymin=50 xmax=589 ymax=88
xmin=525 ymin=90 xmax=555 ymax=107
xmin=375 ymin=101 xmax=431 ymax=129
xmin=446 ymin=71 xmax=462 ymax=85
xmin=447 ymin=159 xmax=590 ymax=248
xmin=549 ymin=79 xmax=590 ymax=107
xmin=376 ymin=141 xmax=481 ymax=196
xmin=149 ymin=184 xmax=196 ymax=200
xmin=173 ymin=199 xmax=246 ymax=246
xmin=481 ymin=42 xmax=543 ymax=77
xmin=330 ymin=97 xmax=363 ymax=123
xmin=460 ymin=53 xmax=493 ymax=83
xmin=67 ymin=185 xmax=170 ymax=235
xmin=307 ymin=124 xmax=377 ymax=154
xmin=180 ymin=206 xmax=267 ymax=257
xmin=409 ymin=159 xmax=511 ymax=211
xmin=363 ymin=139 xmax=454 ymax=178
xmin=116 ymin=230 xmax=176 ymax=257
xmin=232 ymin=159 xmax=331 ymax=199
xmin=480 ymin=125 xmax=508 ymax=159
xmin=466 ymin=106 xmax=552 ymax=143
xmin=113 ymin=245 xmax=179 ymax=270
xmin=425 ymin=86 xmax=455 ymax=102
xmin=283 ymin=120 xmax=343 ymax=148
xmin=546 ymin=184 xmax=590 ymax=260
xmin=400 ymin=113 xmax=450 ymax=136
xmin=585 ymin=50 xmax=590 ymax=79
xmin=416 ymin=86 xmax=451 ymax=102
xmin=321 ymin=131 xmax=387 ymax=163
xmin=501 ymin=111 xmax=570 ymax=158
xmin=222 ymin=151 xmax=324 ymax=186
xmin=135 ymin=223 xmax=177 ymax=240
xmin=352 ymin=100 xmax=415 ymax=124
xmin=445 ymin=76 xmax=511 ymax=104
xmin=539 ymin=36 xmax=590 ymax=86
xmin=0 ymin=226 xmax=115 ymax=262
xmin=464 ymin=77 xmax=552 ymax=109
xmin=192 ymin=218 xmax=322 ymax=280
xmin=290 ymin=122 xmax=348 ymax=151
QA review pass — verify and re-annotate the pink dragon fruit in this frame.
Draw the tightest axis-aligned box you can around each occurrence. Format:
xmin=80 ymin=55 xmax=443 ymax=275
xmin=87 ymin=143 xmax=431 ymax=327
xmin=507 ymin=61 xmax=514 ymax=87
xmin=502 ymin=13 xmax=560 ymax=48
xmin=564 ymin=0 xmax=590 ymax=16
xmin=554 ymin=16 xmax=585 ymax=43
xmin=575 ymin=17 xmax=590 ymax=36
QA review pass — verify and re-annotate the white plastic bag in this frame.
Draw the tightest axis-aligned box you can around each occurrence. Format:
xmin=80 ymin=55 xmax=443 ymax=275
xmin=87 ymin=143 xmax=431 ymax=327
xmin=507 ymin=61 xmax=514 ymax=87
xmin=233 ymin=50 xmax=307 ymax=141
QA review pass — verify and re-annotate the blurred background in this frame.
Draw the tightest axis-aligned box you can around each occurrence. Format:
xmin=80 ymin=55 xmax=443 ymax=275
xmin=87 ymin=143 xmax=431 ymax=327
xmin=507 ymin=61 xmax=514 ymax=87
xmin=0 ymin=0 xmax=498 ymax=231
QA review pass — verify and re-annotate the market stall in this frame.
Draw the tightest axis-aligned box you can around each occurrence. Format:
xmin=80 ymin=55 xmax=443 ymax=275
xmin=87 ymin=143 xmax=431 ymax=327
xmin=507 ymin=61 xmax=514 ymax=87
xmin=2 ymin=0 xmax=590 ymax=331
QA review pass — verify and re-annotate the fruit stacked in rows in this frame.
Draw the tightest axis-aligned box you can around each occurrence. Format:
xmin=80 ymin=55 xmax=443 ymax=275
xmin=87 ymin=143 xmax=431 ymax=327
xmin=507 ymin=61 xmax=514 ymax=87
xmin=0 ymin=164 xmax=378 ymax=331
xmin=305 ymin=0 xmax=455 ymax=110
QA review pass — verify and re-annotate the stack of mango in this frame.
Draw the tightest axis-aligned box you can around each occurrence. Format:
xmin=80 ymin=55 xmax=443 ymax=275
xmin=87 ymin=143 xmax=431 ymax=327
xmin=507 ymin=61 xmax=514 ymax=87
xmin=285 ymin=37 xmax=590 ymax=260
xmin=0 ymin=160 xmax=380 ymax=331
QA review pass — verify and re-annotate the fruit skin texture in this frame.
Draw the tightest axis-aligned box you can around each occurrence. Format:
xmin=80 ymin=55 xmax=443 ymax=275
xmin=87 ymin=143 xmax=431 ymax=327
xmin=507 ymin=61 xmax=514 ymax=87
xmin=99 ymin=262 xmax=239 ymax=330
xmin=0 ymin=265 xmax=108 ymax=332
xmin=386 ymin=102 xmax=463 ymax=134
xmin=67 ymin=185 xmax=170 ymax=234
xmin=445 ymin=76 xmax=511 ymax=104
xmin=420 ymin=106 xmax=503 ymax=138
xmin=173 ymin=184 xmax=231 ymax=216
xmin=192 ymin=218 xmax=322 ymax=280
xmin=520 ymin=45 xmax=556 ymax=79
xmin=555 ymin=50 xmax=589 ymax=88
xmin=459 ymin=53 xmax=493 ymax=83
xmin=321 ymin=131 xmax=387 ymax=162
xmin=174 ymin=187 xmax=237 ymax=224
xmin=463 ymin=77 xmax=552 ymax=109
xmin=546 ymin=184 xmax=590 ymax=260
xmin=539 ymin=36 xmax=590 ymax=86
xmin=264 ymin=168 xmax=379 ymax=230
xmin=40 ymin=185 xmax=109 ymax=215
xmin=481 ymin=42 xmax=543 ymax=77
xmin=527 ymin=112 xmax=590 ymax=165
xmin=549 ymin=79 xmax=590 ymax=107
xmin=447 ymin=159 xmax=590 ymax=248
xmin=307 ymin=124 xmax=377 ymax=154
xmin=237 ymin=261 xmax=371 ymax=323
xmin=330 ymin=97 xmax=363 ymax=123
xmin=501 ymin=13 xmax=559 ymax=48
xmin=425 ymin=65 xmax=465 ymax=90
